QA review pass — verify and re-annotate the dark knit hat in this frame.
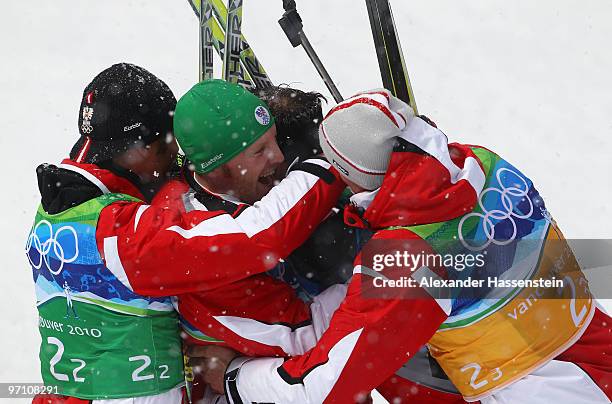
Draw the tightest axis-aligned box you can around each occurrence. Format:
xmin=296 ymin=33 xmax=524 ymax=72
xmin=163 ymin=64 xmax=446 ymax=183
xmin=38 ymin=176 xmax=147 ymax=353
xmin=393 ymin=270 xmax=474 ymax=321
xmin=70 ymin=63 xmax=176 ymax=164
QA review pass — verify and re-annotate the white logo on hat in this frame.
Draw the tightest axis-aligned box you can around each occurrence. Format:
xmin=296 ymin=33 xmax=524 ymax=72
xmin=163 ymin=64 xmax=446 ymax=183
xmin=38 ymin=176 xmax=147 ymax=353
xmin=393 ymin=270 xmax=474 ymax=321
xmin=254 ymin=106 xmax=271 ymax=126
xmin=201 ymin=153 xmax=224 ymax=170
xmin=81 ymin=106 xmax=94 ymax=134
xmin=333 ymin=160 xmax=350 ymax=176
xmin=124 ymin=122 xmax=142 ymax=132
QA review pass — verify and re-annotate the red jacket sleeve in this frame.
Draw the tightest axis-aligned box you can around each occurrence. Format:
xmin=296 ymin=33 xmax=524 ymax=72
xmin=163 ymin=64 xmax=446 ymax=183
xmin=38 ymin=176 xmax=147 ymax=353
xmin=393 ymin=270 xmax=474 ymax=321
xmin=223 ymin=229 xmax=451 ymax=403
xmin=96 ymin=159 xmax=344 ymax=297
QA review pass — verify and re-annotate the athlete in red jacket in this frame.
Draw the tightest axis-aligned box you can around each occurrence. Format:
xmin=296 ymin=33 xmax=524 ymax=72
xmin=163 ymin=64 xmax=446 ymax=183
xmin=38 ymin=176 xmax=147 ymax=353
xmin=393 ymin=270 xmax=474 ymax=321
xmin=172 ymin=85 xmax=466 ymax=403
xmin=193 ymin=90 xmax=611 ymax=404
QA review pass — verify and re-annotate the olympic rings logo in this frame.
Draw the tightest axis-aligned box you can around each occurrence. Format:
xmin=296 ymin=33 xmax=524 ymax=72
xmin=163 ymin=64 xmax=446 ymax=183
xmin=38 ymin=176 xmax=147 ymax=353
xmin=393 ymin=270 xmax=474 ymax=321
xmin=458 ymin=168 xmax=533 ymax=252
xmin=26 ymin=220 xmax=79 ymax=275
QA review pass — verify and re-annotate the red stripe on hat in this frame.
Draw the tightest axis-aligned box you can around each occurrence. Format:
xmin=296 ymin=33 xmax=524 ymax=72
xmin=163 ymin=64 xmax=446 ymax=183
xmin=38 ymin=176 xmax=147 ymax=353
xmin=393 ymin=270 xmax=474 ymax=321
xmin=354 ymin=90 xmax=409 ymax=126
xmin=326 ymin=97 xmax=400 ymax=128
xmin=363 ymin=91 xmax=408 ymax=126
xmin=320 ymin=125 xmax=386 ymax=175
xmin=75 ymin=136 xmax=91 ymax=163
xmin=356 ymin=90 xmax=390 ymax=101
xmin=86 ymin=91 xmax=94 ymax=104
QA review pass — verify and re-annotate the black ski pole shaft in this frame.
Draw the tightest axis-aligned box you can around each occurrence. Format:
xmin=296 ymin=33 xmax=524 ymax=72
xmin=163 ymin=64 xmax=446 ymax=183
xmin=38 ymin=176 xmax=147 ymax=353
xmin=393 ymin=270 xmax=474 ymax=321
xmin=298 ymin=33 xmax=343 ymax=102
xmin=279 ymin=1 xmax=343 ymax=102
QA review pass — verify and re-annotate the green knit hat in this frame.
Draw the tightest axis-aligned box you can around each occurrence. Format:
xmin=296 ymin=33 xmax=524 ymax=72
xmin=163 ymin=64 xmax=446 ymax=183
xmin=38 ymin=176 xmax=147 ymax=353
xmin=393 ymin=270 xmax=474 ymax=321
xmin=174 ymin=80 xmax=275 ymax=173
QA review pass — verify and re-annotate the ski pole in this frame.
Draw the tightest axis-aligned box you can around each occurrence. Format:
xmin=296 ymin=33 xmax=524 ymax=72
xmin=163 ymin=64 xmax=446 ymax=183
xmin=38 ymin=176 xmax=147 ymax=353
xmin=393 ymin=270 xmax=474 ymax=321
xmin=279 ymin=0 xmax=343 ymax=102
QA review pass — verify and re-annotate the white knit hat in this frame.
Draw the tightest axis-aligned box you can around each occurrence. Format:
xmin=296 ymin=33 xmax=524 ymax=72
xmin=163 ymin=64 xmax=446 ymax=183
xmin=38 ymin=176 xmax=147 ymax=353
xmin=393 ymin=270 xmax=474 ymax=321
xmin=319 ymin=89 xmax=414 ymax=190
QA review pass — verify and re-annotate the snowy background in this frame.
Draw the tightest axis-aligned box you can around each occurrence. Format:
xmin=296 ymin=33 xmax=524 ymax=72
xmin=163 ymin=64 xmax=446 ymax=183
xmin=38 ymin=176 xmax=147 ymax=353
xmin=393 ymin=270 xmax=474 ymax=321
xmin=1 ymin=0 xmax=611 ymax=402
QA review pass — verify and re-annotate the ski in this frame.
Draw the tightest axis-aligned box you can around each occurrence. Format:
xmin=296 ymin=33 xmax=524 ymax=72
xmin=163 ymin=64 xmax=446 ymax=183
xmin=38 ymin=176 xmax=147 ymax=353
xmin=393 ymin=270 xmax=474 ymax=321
xmin=365 ymin=0 xmax=418 ymax=114
xmin=201 ymin=11 xmax=259 ymax=86
xmin=209 ymin=0 xmax=272 ymax=88
xmin=187 ymin=0 xmax=272 ymax=88
xmin=222 ymin=0 xmax=251 ymax=87
xmin=199 ymin=0 xmax=214 ymax=81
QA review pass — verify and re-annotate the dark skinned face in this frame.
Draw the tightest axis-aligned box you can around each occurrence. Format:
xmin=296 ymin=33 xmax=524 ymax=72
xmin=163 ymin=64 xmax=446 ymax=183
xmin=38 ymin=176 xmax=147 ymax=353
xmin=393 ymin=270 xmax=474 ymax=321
xmin=113 ymin=134 xmax=179 ymax=183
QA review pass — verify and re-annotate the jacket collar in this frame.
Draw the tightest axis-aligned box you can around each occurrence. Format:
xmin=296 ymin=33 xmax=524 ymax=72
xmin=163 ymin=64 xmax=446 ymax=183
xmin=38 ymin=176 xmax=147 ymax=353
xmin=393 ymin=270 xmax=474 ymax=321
xmin=60 ymin=159 xmax=146 ymax=201
xmin=182 ymin=168 xmax=246 ymax=215
xmin=349 ymin=188 xmax=380 ymax=211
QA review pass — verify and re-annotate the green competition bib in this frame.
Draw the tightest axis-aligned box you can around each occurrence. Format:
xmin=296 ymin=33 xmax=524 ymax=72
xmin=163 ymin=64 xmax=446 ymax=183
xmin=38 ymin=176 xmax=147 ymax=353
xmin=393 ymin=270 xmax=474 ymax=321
xmin=28 ymin=194 xmax=184 ymax=399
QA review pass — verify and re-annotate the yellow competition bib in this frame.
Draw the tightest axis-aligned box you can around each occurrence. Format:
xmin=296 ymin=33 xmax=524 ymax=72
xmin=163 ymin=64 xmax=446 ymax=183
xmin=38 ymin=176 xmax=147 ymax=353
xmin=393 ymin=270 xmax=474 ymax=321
xmin=428 ymin=225 xmax=593 ymax=401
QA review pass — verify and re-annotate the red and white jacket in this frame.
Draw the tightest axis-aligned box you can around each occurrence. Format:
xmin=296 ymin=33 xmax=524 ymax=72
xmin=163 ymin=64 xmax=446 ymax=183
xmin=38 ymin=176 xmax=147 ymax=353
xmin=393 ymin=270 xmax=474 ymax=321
xmin=166 ymin=118 xmax=467 ymax=402
xmin=218 ymin=118 xmax=465 ymax=403
xmin=57 ymin=158 xmax=344 ymax=299
xmin=217 ymin=116 xmax=612 ymax=403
